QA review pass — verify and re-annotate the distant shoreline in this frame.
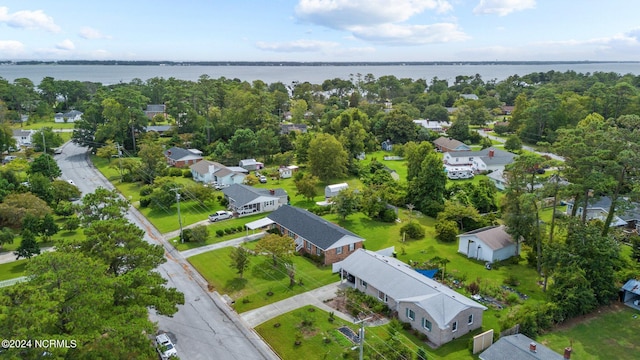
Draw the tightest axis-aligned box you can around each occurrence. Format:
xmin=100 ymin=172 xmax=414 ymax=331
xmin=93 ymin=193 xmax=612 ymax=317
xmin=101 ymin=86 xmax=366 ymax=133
xmin=2 ymin=60 xmax=639 ymax=66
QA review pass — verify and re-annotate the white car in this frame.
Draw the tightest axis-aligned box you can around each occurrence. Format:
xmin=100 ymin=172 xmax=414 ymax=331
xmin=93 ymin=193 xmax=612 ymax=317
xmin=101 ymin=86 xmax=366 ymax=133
xmin=155 ymin=333 xmax=177 ymax=359
xmin=208 ymin=210 xmax=233 ymax=222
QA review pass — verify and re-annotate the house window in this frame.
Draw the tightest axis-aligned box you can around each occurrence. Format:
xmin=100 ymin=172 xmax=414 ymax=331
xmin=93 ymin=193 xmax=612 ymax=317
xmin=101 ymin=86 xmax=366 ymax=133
xmin=452 ymin=321 xmax=458 ymax=332
xmin=360 ymin=279 xmax=367 ymax=289
xmin=406 ymin=308 xmax=415 ymax=321
xmin=336 ymin=247 xmax=343 ymax=255
xmin=306 ymin=242 xmax=311 ymax=251
xmin=316 ymin=248 xmax=321 ymax=256
xmin=349 ymin=243 xmax=355 ymax=251
xmin=378 ymin=291 xmax=387 ymax=303
xmin=422 ymin=318 xmax=432 ymax=332
xmin=468 ymin=314 xmax=473 ymax=325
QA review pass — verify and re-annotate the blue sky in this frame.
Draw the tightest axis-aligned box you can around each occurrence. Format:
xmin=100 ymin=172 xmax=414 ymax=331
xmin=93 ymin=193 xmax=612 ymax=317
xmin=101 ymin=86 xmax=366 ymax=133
xmin=1 ymin=0 xmax=639 ymax=62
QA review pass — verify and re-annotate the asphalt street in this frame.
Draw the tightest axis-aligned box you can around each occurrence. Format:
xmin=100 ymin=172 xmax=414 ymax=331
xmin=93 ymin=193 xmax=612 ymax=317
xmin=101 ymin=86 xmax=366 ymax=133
xmin=56 ymin=142 xmax=278 ymax=360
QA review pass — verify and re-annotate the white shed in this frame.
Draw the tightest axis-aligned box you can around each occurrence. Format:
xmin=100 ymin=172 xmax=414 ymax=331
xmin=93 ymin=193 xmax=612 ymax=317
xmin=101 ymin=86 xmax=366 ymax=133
xmin=325 ymin=183 xmax=349 ymax=199
xmin=458 ymin=225 xmax=518 ymax=263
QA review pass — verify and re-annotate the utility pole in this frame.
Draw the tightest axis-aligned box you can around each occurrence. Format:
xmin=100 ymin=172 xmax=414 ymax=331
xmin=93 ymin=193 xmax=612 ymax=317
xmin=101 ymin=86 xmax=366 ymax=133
xmin=171 ymin=188 xmax=184 ymax=243
xmin=116 ymin=142 xmax=123 ymax=182
xmin=42 ymin=130 xmax=51 ymax=177
xmin=355 ymin=316 xmax=372 ymax=360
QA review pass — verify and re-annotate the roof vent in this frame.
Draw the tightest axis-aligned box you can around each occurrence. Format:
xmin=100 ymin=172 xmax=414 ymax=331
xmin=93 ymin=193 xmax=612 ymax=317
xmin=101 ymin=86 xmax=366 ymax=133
xmin=529 ymin=342 xmax=537 ymax=353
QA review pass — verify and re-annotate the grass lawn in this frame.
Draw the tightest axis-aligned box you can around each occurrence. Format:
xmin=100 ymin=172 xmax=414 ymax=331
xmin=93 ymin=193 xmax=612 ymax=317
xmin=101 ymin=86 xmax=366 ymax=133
xmin=538 ymin=304 xmax=640 ymax=360
xmin=0 ymin=260 xmax=28 ymax=281
xmin=188 ymin=248 xmax=338 ymax=313
xmin=15 ymin=121 xmax=76 ymax=130
xmin=173 ymin=213 xmax=268 ymax=251
xmin=256 ymin=305 xmax=360 ymax=360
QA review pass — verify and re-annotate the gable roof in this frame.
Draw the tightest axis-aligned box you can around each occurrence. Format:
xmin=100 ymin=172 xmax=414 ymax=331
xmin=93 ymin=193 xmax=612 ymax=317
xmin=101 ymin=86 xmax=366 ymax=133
xmin=222 ymin=184 xmax=287 ymax=206
xmin=459 ymin=225 xmax=514 ymax=250
xmin=433 ymin=137 xmax=469 ymax=151
xmin=164 ymin=147 xmax=202 ymax=161
xmin=622 ymin=279 xmax=640 ymax=295
xmin=445 ymin=147 xmax=516 ymax=166
xmin=12 ymin=129 xmax=32 ymax=137
xmin=479 ymin=334 xmax=564 ymax=360
xmin=567 ymin=196 xmax=640 ymax=222
xmin=338 ymin=249 xmax=485 ymax=329
xmin=267 ymin=205 xmax=363 ymax=250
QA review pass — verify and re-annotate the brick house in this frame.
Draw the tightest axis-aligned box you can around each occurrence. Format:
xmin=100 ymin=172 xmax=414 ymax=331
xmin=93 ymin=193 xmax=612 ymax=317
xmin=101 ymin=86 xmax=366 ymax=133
xmin=433 ymin=137 xmax=471 ymax=153
xmin=163 ymin=147 xmax=203 ymax=167
xmin=266 ymin=205 xmax=364 ymax=265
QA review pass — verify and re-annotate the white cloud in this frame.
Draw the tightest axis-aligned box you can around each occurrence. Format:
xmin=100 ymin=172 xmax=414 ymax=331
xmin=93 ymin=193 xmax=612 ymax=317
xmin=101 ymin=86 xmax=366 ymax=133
xmin=295 ymin=0 xmax=452 ymax=29
xmin=0 ymin=40 xmax=24 ymax=55
xmin=350 ymin=22 xmax=469 ymax=45
xmin=79 ymin=27 xmax=112 ymax=40
xmin=473 ymin=0 xmax=535 ymax=16
xmin=56 ymin=39 xmax=75 ymax=50
xmin=0 ymin=6 xmax=60 ymax=32
xmin=256 ymin=39 xmax=339 ymax=52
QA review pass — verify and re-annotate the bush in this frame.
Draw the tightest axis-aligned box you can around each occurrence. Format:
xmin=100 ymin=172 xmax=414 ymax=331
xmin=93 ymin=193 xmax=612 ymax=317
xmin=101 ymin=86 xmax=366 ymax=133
xmin=169 ymin=167 xmax=183 ymax=177
xmin=237 ymin=225 xmax=243 ymax=232
xmin=216 ymin=229 xmax=224 ymax=237
xmin=139 ymin=197 xmax=151 ymax=208
xmin=379 ymin=208 xmax=397 ymax=223
xmin=139 ymin=185 xmax=154 ymax=197
xmin=182 ymin=169 xmax=193 ymax=178
xmin=467 ymin=281 xmax=480 ymax=295
xmin=224 ymin=228 xmax=234 ymax=235
xmin=435 ymin=219 xmax=458 ymax=242
xmin=400 ymin=221 xmax=425 ymax=240
xmin=183 ymin=225 xmax=208 ymax=243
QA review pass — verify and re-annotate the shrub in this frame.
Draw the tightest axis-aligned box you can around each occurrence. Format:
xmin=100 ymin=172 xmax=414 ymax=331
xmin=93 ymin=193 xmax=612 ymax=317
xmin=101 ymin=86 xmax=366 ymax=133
xmin=504 ymin=275 xmax=520 ymax=287
xmin=169 ymin=167 xmax=183 ymax=177
xmin=182 ymin=169 xmax=193 ymax=178
xmin=216 ymin=229 xmax=224 ymax=237
xmin=184 ymin=225 xmax=209 ymax=243
xmin=400 ymin=221 xmax=425 ymax=240
xmin=379 ymin=208 xmax=397 ymax=223
xmin=237 ymin=225 xmax=243 ymax=232
xmin=467 ymin=281 xmax=480 ymax=295
xmin=224 ymin=228 xmax=234 ymax=235
xmin=139 ymin=197 xmax=151 ymax=208
xmin=266 ymin=228 xmax=282 ymax=235
xmin=139 ymin=185 xmax=154 ymax=197
xmin=435 ymin=219 xmax=458 ymax=242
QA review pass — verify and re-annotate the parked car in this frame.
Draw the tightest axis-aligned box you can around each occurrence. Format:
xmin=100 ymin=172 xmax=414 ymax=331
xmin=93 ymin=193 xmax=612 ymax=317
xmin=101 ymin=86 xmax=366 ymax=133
xmin=155 ymin=333 xmax=177 ymax=359
xmin=259 ymin=175 xmax=267 ymax=183
xmin=2 ymin=156 xmax=17 ymax=164
xmin=208 ymin=210 xmax=233 ymax=222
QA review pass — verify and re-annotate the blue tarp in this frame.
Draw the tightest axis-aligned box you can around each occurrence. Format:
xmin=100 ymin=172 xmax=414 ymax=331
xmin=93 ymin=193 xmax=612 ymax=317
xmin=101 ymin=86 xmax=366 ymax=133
xmin=415 ymin=269 xmax=438 ymax=279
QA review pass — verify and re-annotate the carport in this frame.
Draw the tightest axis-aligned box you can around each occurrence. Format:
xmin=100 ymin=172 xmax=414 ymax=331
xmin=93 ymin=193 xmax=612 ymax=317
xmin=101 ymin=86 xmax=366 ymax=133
xmin=244 ymin=217 xmax=274 ymax=236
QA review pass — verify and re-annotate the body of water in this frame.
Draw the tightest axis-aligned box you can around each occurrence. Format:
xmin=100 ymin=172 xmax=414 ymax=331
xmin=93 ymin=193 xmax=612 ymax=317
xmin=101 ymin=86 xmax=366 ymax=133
xmin=1 ymin=62 xmax=639 ymax=86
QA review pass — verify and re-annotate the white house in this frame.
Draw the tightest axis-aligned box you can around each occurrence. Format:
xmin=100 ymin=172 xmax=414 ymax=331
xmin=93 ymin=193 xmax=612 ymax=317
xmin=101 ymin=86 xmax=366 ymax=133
xmin=325 ymin=183 xmax=349 ymax=199
xmin=278 ymin=165 xmax=298 ymax=179
xmin=239 ymin=159 xmax=264 ymax=171
xmin=189 ymin=160 xmax=246 ymax=186
xmin=12 ymin=129 xmax=34 ymax=147
xmin=443 ymin=148 xmax=516 ymax=173
xmin=566 ymin=196 xmax=640 ymax=230
xmin=413 ymin=119 xmax=447 ymax=133
xmin=486 ymin=169 xmax=507 ymax=191
xmin=54 ymin=110 xmax=83 ymax=123
xmin=458 ymin=225 xmax=518 ymax=263
xmin=222 ymin=184 xmax=287 ymax=216
xmin=335 ymin=249 xmax=486 ymax=347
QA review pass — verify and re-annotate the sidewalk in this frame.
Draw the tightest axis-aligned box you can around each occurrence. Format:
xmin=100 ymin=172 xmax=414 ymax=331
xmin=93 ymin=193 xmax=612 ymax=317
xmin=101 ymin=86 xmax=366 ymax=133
xmin=0 ymin=246 xmax=55 ymax=265
xmin=240 ymin=281 xmax=355 ymax=327
xmin=180 ymin=232 xmax=265 ymax=258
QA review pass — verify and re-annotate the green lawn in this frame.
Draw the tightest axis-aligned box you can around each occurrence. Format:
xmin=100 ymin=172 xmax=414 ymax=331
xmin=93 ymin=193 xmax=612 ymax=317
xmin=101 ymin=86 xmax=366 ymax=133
xmin=188 ymin=248 xmax=338 ymax=313
xmin=0 ymin=260 xmax=28 ymax=281
xmin=256 ymin=305 xmax=360 ymax=360
xmin=15 ymin=121 xmax=76 ymax=130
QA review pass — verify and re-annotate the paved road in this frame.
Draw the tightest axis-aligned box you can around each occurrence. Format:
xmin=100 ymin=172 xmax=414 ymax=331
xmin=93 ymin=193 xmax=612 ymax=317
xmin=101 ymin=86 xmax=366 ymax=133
xmin=57 ymin=142 xmax=278 ymax=360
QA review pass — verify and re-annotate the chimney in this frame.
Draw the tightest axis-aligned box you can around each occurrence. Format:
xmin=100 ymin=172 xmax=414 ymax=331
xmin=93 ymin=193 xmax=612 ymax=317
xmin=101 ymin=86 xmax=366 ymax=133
xmin=489 ymin=149 xmax=495 ymax=158
xmin=269 ymin=189 xmax=275 ymax=195
xmin=564 ymin=347 xmax=572 ymax=359
xmin=529 ymin=342 xmax=537 ymax=353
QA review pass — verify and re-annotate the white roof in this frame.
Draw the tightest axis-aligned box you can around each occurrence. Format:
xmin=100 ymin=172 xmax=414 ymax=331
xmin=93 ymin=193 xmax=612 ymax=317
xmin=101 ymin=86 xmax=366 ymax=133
xmin=245 ymin=218 xmax=275 ymax=230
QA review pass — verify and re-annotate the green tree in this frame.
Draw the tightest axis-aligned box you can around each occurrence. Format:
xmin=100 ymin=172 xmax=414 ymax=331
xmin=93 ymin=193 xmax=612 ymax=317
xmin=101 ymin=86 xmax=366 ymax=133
xmin=63 ymin=216 xmax=80 ymax=232
xmin=39 ymin=213 xmax=59 ymax=241
xmin=51 ymin=179 xmax=81 ymax=204
xmin=294 ymin=173 xmax=319 ymax=201
xmin=0 ymin=192 xmax=52 ymax=229
xmin=308 ymin=133 xmax=348 ymax=181
xmin=78 ymin=187 xmax=129 ymax=227
xmin=407 ymin=151 xmax=446 ymax=217
xmin=332 ymin=188 xmax=360 ymax=220
xmin=0 ymin=227 xmax=14 ymax=251
xmin=14 ymin=229 xmax=40 ymax=260
xmin=229 ymin=246 xmax=251 ymax=279
xmin=137 ymin=140 xmax=166 ymax=184
xmin=28 ymin=172 xmax=54 ymax=204
xmin=255 ymin=233 xmax=295 ymax=267
xmin=183 ymin=225 xmax=209 ymax=243
xmin=28 ymin=153 xmax=61 ymax=180
xmin=435 ymin=219 xmax=458 ymax=243
xmin=96 ymin=139 xmax=119 ymax=163
xmin=32 ymin=127 xmax=63 ymax=153
xmin=504 ymin=135 xmax=523 ymax=151
xmin=548 ymin=263 xmax=597 ymax=319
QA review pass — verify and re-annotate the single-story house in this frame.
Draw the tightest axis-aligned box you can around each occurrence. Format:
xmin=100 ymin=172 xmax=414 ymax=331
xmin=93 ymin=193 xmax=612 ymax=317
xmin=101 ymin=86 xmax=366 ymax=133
xmin=12 ymin=129 xmax=34 ymax=147
xmin=566 ymin=196 xmax=640 ymax=231
xmin=267 ymin=205 xmax=364 ymax=265
xmin=479 ymin=334 xmax=568 ymax=360
xmin=189 ymin=160 xmax=246 ymax=186
xmin=325 ymin=183 xmax=349 ymax=199
xmin=381 ymin=139 xmax=393 ymax=151
xmin=443 ymin=147 xmax=516 ymax=173
xmin=413 ymin=119 xmax=447 ymax=133
xmin=433 ymin=137 xmax=471 ymax=153
xmin=499 ymin=106 xmax=515 ymax=116
xmin=278 ymin=165 xmax=298 ymax=179
xmin=486 ymin=169 xmax=508 ymax=191
xmin=239 ymin=158 xmax=264 ymax=171
xmin=280 ymin=123 xmax=308 ymax=134
xmin=621 ymin=279 xmax=640 ymax=310
xmin=335 ymin=249 xmax=486 ymax=347
xmin=144 ymin=104 xmax=167 ymax=119
xmin=460 ymin=94 xmax=479 ymax=101
xmin=145 ymin=125 xmax=174 ymax=136
xmin=54 ymin=110 xmax=83 ymax=123
xmin=222 ymin=184 xmax=287 ymax=216
xmin=164 ymin=147 xmax=203 ymax=167
xmin=458 ymin=225 xmax=518 ymax=263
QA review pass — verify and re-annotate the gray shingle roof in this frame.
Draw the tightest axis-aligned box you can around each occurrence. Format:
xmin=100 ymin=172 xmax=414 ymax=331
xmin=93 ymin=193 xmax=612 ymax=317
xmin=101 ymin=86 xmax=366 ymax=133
xmin=267 ymin=205 xmax=363 ymax=250
xmin=479 ymin=334 xmax=564 ymax=360
xmin=460 ymin=225 xmax=514 ymax=251
xmin=222 ymin=184 xmax=286 ymax=207
xmin=164 ymin=147 xmax=201 ymax=161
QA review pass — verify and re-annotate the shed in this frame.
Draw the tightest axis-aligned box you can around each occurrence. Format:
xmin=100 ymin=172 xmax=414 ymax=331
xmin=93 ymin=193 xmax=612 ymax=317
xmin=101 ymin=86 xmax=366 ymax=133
xmin=621 ymin=279 xmax=640 ymax=309
xmin=325 ymin=183 xmax=349 ymax=199
xmin=458 ymin=225 xmax=518 ymax=263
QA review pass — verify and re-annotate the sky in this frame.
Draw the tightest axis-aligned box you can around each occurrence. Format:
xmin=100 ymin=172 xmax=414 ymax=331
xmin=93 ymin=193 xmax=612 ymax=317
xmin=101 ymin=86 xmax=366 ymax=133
xmin=1 ymin=0 xmax=639 ymax=62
